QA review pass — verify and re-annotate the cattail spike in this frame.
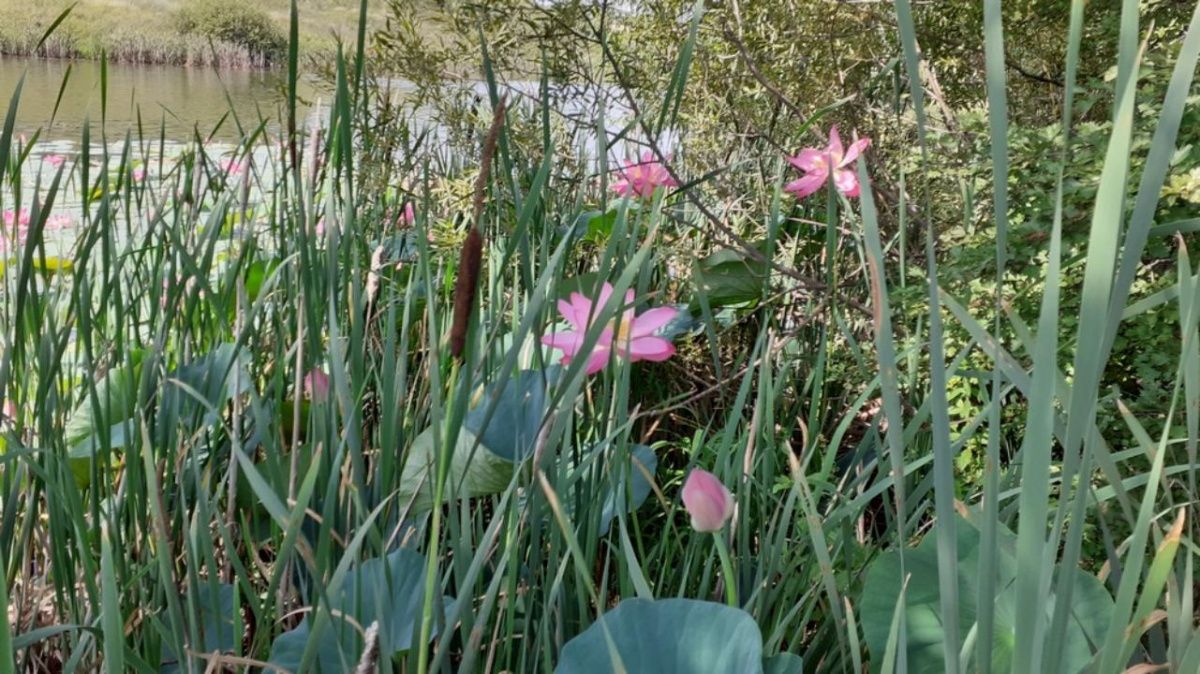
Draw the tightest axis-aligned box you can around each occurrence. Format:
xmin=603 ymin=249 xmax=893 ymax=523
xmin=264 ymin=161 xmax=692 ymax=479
xmin=448 ymin=96 xmax=506 ymax=359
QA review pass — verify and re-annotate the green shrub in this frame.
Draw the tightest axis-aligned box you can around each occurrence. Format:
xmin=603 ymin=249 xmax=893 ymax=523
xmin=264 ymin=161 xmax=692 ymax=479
xmin=175 ymin=0 xmax=286 ymax=61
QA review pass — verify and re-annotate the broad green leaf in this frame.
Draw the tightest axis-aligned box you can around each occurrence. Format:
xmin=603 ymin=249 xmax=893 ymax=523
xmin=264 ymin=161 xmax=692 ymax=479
xmin=598 ymin=444 xmax=657 ymax=536
xmin=463 ymin=368 xmax=555 ymax=462
xmin=859 ymin=518 xmax=1111 ymax=674
xmin=580 ymin=209 xmax=619 ymax=243
xmin=555 ymin=598 xmax=765 ymax=674
xmin=63 ymin=351 xmax=147 ymax=486
xmin=691 ymin=246 xmax=769 ymax=309
xmin=243 ymin=259 xmax=281 ymax=302
xmin=400 ymin=369 xmax=554 ymax=511
xmin=762 ymin=653 xmax=803 ymax=674
xmin=555 ymin=271 xmax=608 ymax=302
xmin=65 ymin=345 xmax=247 ymax=488
xmin=160 ymin=584 xmax=238 ymax=673
xmin=157 ymin=343 xmax=249 ymax=434
xmin=268 ymin=548 xmax=454 ymax=673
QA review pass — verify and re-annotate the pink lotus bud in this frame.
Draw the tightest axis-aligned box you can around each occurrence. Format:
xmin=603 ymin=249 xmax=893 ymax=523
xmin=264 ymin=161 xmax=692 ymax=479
xmin=399 ymin=202 xmax=415 ymax=227
xmin=681 ymin=468 xmax=733 ymax=532
xmin=303 ymin=368 xmax=330 ymax=403
xmin=133 ymin=167 xmax=146 ymax=182
xmin=2 ymin=399 xmax=16 ymax=426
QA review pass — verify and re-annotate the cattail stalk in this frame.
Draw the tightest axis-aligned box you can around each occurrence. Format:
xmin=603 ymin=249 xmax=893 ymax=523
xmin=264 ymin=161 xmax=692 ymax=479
xmin=449 ymin=96 xmax=506 ymax=359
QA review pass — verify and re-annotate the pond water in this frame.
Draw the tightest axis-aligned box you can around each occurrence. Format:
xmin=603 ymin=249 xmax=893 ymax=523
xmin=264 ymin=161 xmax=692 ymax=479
xmin=0 ymin=56 xmax=328 ymax=258
xmin=0 ymin=55 xmax=657 ymax=260
xmin=0 ymin=56 xmax=320 ymax=141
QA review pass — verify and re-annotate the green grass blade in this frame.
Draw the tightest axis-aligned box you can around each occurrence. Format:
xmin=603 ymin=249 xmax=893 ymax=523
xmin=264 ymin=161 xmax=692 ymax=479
xmin=100 ymin=525 xmax=125 ymax=673
xmin=0 ymin=560 xmax=12 ymax=674
xmin=977 ymin=0 xmax=1009 ymax=668
xmin=892 ymin=2 xmax=959 ymax=670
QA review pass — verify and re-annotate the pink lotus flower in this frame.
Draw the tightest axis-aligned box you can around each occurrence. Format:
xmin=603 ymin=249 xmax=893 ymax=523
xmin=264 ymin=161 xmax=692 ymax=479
xmin=303 ymin=368 xmax=330 ymax=403
xmin=221 ymin=158 xmax=248 ymax=176
xmin=399 ymin=202 xmax=415 ymax=227
xmin=785 ymin=126 xmax=871 ymax=200
xmin=611 ymin=151 xmax=679 ymax=199
xmin=682 ymin=468 xmax=734 ymax=532
xmin=46 ymin=214 xmax=74 ymax=230
xmin=1 ymin=399 xmax=15 ymax=429
xmin=132 ymin=167 xmax=146 ymax=182
xmin=542 ymin=282 xmax=678 ymax=375
xmin=3 ymin=209 xmax=30 ymax=228
xmin=44 ymin=154 xmax=66 ymax=167
xmin=0 ymin=228 xmax=25 ymax=255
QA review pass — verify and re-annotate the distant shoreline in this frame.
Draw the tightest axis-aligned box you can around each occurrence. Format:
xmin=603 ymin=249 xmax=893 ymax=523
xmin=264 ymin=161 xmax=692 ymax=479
xmin=0 ymin=0 xmax=375 ymax=70
xmin=0 ymin=47 xmax=286 ymax=71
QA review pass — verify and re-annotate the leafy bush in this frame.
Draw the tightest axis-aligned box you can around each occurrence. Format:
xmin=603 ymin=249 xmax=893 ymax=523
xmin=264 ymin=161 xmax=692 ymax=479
xmin=174 ymin=0 xmax=286 ymax=61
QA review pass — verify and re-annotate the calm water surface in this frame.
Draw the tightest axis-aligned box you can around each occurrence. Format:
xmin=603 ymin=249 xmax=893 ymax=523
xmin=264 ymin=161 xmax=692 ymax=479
xmin=0 ymin=56 xmax=647 ymax=257
xmin=0 ymin=56 xmax=329 ymax=255
xmin=0 ymin=56 xmax=319 ymax=141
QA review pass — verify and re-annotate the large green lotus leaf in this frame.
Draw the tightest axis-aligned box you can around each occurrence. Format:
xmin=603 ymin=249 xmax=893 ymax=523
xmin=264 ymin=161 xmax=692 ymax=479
xmin=859 ymin=518 xmax=1112 ymax=674
xmin=398 ymin=427 xmax=518 ymax=511
xmin=986 ymin=559 xmax=1113 ymax=672
xmin=157 ymin=343 xmax=249 ymax=437
xmin=597 ymin=444 xmax=657 ymax=536
xmin=160 ymin=583 xmax=237 ymax=673
xmin=268 ymin=548 xmax=453 ymax=673
xmin=266 ymin=621 xmax=344 ymax=673
xmin=762 ymin=653 xmax=804 ymax=674
xmin=655 ymin=306 xmax=698 ymax=340
xmin=463 ymin=368 xmax=555 ymax=462
xmin=555 ymin=598 xmax=764 ymax=674
xmin=65 ymin=345 xmax=247 ymax=488
xmin=401 ymin=370 xmax=555 ymax=511
xmin=63 ymin=353 xmax=147 ymax=487
xmin=63 ymin=359 xmax=142 ymax=448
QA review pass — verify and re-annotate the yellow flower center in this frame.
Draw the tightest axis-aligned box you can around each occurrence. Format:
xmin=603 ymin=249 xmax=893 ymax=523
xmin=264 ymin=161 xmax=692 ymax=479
xmin=613 ymin=315 xmax=633 ymax=344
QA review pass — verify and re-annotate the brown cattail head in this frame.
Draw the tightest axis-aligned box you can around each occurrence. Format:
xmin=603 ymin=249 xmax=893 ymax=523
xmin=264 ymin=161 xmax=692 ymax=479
xmin=448 ymin=97 xmax=506 ymax=360
xmin=471 ymin=97 xmax=507 ymax=225
xmin=449 ymin=227 xmax=483 ymax=358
